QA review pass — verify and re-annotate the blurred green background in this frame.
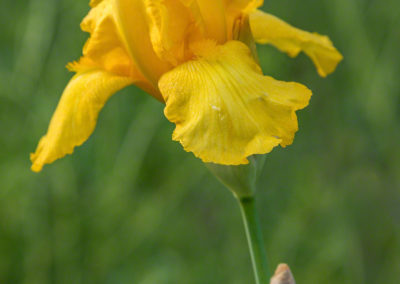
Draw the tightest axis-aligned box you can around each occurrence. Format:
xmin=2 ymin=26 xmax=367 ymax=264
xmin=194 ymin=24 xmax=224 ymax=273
xmin=1 ymin=0 xmax=399 ymax=283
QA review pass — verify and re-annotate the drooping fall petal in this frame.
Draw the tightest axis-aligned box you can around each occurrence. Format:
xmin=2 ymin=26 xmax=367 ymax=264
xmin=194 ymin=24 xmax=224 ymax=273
xmin=249 ymin=10 xmax=343 ymax=77
xmin=159 ymin=40 xmax=311 ymax=165
xmin=30 ymin=70 xmax=132 ymax=172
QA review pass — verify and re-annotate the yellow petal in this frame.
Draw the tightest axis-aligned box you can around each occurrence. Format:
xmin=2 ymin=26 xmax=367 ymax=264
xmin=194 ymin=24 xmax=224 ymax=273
xmin=30 ymin=70 xmax=132 ymax=172
xmin=69 ymin=0 xmax=161 ymax=100
xmin=73 ymin=0 xmax=134 ymax=77
xmin=113 ymin=0 xmax=172 ymax=85
xmin=159 ymin=40 xmax=311 ymax=165
xmin=250 ymin=10 xmax=343 ymax=77
xmin=195 ymin=0 xmax=227 ymax=43
xmin=225 ymin=0 xmax=263 ymax=40
xmin=226 ymin=0 xmax=263 ymax=13
xmin=90 ymin=0 xmax=103 ymax=7
xmin=144 ymin=0 xmax=196 ymax=65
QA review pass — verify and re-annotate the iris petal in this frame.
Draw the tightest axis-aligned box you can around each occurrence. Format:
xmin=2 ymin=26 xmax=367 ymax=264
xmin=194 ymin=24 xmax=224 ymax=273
xmin=159 ymin=40 xmax=311 ymax=165
xmin=195 ymin=0 xmax=227 ymax=43
xmin=89 ymin=0 xmax=103 ymax=7
xmin=225 ymin=0 xmax=263 ymax=40
xmin=250 ymin=10 xmax=343 ymax=77
xmin=69 ymin=0 xmax=160 ymax=98
xmin=226 ymin=0 xmax=263 ymax=12
xmin=70 ymin=0 xmax=134 ymax=77
xmin=144 ymin=0 xmax=197 ymax=65
xmin=30 ymin=70 xmax=132 ymax=172
xmin=113 ymin=0 xmax=172 ymax=85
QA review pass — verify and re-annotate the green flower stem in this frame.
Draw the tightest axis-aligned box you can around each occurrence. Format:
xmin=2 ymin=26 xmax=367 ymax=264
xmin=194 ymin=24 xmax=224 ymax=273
xmin=238 ymin=196 xmax=271 ymax=284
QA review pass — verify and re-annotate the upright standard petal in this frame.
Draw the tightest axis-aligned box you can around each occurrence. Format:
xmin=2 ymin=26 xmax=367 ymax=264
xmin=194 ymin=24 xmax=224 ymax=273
xmin=30 ymin=70 xmax=132 ymax=172
xmin=69 ymin=0 xmax=160 ymax=98
xmin=194 ymin=0 xmax=227 ymax=43
xmin=225 ymin=0 xmax=263 ymax=40
xmin=159 ymin=40 xmax=311 ymax=165
xmin=249 ymin=10 xmax=343 ymax=77
xmin=90 ymin=0 xmax=103 ymax=7
xmin=113 ymin=0 xmax=172 ymax=85
xmin=144 ymin=0 xmax=200 ymax=65
xmin=226 ymin=0 xmax=263 ymax=13
xmin=73 ymin=0 xmax=136 ymax=77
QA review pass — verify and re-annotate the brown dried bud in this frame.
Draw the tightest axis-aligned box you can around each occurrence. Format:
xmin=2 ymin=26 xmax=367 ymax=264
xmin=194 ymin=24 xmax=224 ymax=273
xmin=270 ymin=264 xmax=296 ymax=284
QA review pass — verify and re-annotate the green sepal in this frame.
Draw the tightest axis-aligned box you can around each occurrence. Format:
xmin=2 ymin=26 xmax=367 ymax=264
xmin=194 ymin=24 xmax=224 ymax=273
xmin=206 ymin=155 xmax=266 ymax=199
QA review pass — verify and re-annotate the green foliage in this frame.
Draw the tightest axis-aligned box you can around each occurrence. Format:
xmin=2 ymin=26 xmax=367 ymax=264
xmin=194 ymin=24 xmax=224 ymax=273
xmin=1 ymin=0 xmax=399 ymax=283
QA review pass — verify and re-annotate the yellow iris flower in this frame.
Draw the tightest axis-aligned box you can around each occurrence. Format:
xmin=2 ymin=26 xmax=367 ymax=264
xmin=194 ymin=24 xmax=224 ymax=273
xmin=30 ymin=0 xmax=342 ymax=172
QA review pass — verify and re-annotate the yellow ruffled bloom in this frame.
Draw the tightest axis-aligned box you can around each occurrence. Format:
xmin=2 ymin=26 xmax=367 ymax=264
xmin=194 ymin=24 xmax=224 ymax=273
xmin=30 ymin=0 xmax=342 ymax=172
